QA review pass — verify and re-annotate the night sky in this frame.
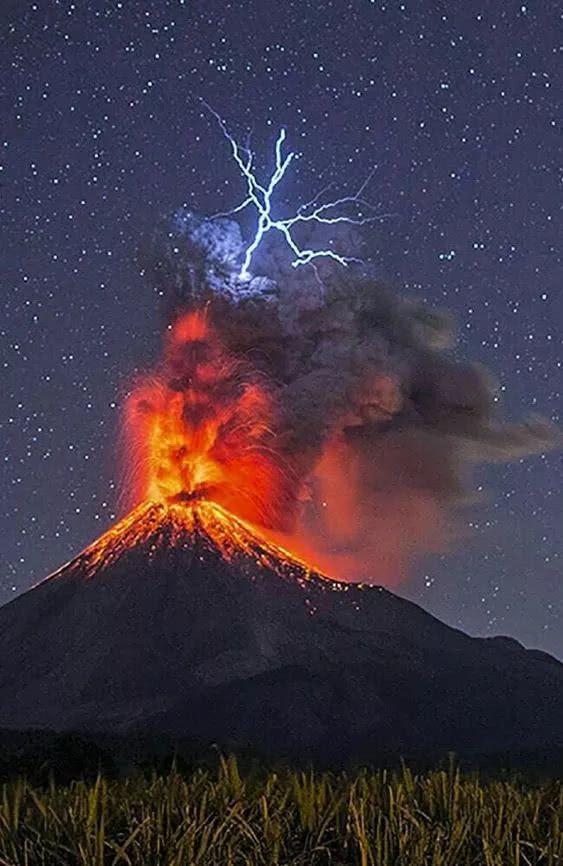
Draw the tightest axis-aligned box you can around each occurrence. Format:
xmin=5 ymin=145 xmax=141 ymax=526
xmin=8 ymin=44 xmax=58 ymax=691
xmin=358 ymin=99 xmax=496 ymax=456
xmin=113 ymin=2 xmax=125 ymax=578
xmin=2 ymin=1 xmax=562 ymax=656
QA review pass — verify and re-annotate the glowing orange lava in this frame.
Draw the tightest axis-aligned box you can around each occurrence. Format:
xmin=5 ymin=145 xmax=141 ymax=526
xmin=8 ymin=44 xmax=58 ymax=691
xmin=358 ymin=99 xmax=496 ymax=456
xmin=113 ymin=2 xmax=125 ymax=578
xmin=66 ymin=500 xmax=337 ymax=587
xmin=95 ymin=308 xmax=337 ymax=577
xmin=124 ymin=310 xmax=295 ymax=532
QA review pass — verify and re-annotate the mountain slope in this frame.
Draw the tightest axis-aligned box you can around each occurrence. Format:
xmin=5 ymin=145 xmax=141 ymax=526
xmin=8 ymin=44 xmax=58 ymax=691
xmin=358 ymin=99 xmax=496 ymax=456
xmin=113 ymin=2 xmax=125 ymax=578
xmin=1 ymin=501 xmax=562 ymax=761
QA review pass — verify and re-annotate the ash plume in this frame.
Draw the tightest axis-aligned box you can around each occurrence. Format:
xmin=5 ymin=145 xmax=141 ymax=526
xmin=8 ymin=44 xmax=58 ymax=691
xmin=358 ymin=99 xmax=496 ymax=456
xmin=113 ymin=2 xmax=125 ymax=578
xmin=137 ymin=209 xmax=560 ymax=583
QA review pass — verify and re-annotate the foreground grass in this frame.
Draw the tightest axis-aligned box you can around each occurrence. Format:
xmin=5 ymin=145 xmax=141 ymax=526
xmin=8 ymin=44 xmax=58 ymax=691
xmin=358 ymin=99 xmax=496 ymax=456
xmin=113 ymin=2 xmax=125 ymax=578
xmin=0 ymin=756 xmax=562 ymax=865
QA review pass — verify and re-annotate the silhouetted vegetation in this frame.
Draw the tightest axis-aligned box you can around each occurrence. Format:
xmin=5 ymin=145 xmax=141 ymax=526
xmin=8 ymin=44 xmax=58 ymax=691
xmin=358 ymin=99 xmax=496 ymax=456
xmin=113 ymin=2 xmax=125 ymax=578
xmin=0 ymin=754 xmax=562 ymax=864
xmin=2 ymin=729 xmax=563 ymax=783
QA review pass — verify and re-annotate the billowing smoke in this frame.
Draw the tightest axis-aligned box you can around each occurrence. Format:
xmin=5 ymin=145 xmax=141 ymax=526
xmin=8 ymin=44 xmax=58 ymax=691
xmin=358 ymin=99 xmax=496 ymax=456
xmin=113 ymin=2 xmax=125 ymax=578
xmin=136 ymin=209 xmax=560 ymax=583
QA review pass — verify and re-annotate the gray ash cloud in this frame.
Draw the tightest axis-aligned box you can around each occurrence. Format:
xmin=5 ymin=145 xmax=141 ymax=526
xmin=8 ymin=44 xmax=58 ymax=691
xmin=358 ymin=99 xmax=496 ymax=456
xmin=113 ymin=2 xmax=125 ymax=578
xmin=137 ymin=210 xmax=560 ymax=582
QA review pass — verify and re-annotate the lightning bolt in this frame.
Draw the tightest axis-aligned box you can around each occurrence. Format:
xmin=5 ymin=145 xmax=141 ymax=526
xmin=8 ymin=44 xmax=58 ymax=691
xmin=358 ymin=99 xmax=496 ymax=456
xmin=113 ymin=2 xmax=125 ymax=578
xmin=203 ymin=101 xmax=389 ymax=281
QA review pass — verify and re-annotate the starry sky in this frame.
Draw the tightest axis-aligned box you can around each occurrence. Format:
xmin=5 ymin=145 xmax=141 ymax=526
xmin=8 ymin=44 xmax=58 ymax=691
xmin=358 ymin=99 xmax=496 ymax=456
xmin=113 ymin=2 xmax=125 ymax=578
xmin=2 ymin=1 xmax=562 ymax=656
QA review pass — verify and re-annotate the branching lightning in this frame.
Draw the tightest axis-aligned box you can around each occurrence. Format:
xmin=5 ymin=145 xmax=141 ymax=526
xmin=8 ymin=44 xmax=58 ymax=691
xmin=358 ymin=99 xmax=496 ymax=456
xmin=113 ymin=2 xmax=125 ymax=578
xmin=203 ymin=101 xmax=389 ymax=281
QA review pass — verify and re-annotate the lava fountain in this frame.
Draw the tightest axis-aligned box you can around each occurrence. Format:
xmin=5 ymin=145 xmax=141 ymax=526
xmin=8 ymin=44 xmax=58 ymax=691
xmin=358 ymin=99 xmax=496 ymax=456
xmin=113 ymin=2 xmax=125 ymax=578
xmin=111 ymin=309 xmax=316 ymax=571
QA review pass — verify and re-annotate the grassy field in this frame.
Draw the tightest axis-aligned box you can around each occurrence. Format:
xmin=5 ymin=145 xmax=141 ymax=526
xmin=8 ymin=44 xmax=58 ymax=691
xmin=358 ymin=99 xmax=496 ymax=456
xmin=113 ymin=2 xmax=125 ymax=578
xmin=0 ymin=756 xmax=561 ymax=865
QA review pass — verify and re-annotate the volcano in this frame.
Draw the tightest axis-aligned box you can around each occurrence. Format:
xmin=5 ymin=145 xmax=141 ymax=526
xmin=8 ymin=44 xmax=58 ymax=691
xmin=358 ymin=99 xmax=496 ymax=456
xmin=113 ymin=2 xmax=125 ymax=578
xmin=0 ymin=500 xmax=562 ymax=763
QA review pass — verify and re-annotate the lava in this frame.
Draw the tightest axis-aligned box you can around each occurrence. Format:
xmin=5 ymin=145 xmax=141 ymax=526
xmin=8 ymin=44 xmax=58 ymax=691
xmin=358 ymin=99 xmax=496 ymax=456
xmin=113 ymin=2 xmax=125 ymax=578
xmin=107 ymin=308 xmax=332 ymax=575
xmin=124 ymin=310 xmax=296 ymax=533
xmin=59 ymin=500 xmax=335 ymax=588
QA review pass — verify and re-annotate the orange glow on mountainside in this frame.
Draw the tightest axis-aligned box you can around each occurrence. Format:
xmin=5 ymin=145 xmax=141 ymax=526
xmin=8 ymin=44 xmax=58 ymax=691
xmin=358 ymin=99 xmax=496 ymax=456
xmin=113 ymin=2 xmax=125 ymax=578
xmin=63 ymin=501 xmax=332 ymax=582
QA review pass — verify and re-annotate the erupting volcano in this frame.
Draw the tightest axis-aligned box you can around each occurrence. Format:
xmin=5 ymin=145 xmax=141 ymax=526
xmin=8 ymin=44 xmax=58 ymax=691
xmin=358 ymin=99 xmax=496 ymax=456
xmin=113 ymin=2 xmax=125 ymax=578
xmin=113 ymin=306 xmax=332 ymax=581
xmin=1 ymin=215 xmax=562 ymax=762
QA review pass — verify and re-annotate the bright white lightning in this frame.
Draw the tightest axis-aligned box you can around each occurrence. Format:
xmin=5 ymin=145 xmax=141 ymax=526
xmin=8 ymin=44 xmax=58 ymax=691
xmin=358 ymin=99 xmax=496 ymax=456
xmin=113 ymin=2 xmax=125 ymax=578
xmin=204 ymin=102 xmax=388 ymax=281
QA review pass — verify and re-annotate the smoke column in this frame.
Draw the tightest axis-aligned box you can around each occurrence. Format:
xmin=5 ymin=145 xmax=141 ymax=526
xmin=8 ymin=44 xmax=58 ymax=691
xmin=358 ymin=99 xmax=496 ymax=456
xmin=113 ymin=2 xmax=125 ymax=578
xmin=133 ymin=209 xmax=559 ymax=584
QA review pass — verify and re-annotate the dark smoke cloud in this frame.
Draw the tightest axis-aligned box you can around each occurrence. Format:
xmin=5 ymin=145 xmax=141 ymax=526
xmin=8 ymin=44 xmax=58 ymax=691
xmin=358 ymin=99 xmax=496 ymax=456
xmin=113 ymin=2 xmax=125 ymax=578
xmin=138 ymin=209 xmax=561 ymax=582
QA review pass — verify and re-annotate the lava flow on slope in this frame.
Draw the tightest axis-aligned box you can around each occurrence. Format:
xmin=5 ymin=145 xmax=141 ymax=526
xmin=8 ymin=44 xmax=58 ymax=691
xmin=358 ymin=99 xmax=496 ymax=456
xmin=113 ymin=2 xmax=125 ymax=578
xmin=61 ymin=500 xmax=331 ymax=588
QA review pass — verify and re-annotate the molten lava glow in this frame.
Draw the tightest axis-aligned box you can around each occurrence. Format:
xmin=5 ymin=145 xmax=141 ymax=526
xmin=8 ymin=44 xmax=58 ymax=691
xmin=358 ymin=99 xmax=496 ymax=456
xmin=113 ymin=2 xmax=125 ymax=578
xmin=124 ymin=311 xmax=295 ymax=532
xmin=68 ymin=501 xmax=337 ymax=589
xmin=103 ymin=309 xmax=336 ymax=578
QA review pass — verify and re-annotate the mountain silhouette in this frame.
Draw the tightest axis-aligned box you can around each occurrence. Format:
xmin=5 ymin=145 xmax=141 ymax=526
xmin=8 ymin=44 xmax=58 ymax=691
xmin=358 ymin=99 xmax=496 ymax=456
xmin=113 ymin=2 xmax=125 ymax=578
xmin=1 ymin=501 xmax=562 ymax=762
